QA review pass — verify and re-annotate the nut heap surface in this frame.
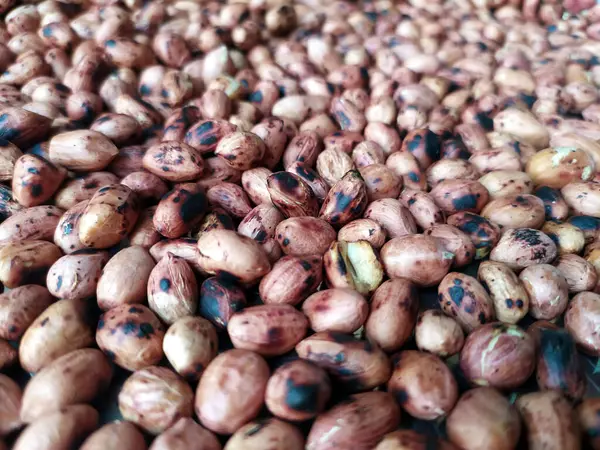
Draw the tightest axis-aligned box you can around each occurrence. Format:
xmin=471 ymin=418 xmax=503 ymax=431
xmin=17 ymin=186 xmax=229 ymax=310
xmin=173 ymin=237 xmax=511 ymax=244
xmin=2 ymin=0 xmax=600 ymax=449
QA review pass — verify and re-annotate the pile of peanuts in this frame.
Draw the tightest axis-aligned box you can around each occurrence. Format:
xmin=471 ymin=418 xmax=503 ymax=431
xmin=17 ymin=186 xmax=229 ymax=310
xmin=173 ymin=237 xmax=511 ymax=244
xmin=4 ymin=0 xmax=600 ymax=448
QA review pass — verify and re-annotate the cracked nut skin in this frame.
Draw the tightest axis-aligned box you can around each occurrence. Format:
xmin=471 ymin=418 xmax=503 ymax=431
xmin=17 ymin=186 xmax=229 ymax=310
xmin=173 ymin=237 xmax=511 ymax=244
xmin=490 ymin=228 xmax=558 ymax=270
xmin=259 ymin=254 xmax=322 ymax=306
xmin=228 ymin=304 xmax=308 ymax=356
xmin=517 ymin=391 xmax=580 ymax=450
xmin=365 ymin=279 xmax=419 ymax=353
xmin=447 ymin=387 xmax=521 ymax=450
xmin=306 ymin=391 xmax=400 ymax=450
xmin=381 ymin=234 xmax=453 ymax=287
xmin=565 ymin=291 xmax=600 ymax=356
xmin=195 ymin=349 xmax=269 ymax=435
xmin=477 ymin=261 xmax=529 ymax=324
xmin=267 ymin=171 xmax=319 ymax=218
xmin=0 ymin=284 xmax=54 ymax=340
xmin=519 ymin=264 xmax=569 ymax=320
xmin=388 ymin=350 xmax=458 ymax=421
xmin=438 ymin=272 xmax=495 ymax=332
xmin=323 ymin=240 xmax=383 ymax=296
xmin=415 ymin=310 xmax=464 ymax=358
xmin=302 ymin=288 xmax=368 ymax=334
xmin=149 ymin=417 xmax=220 ymax=450
xmin=119 ymin=366 xmax=194 ymax=435
xmin=319 ymin=170 xmax=368 ymax=227
xmin=265 ymin=359 xmax=331 ymax=422
xmin=460 ymin=322 xmax=535 ymax=390
xmin=80 ymin=421 xmax=148 ymax=450
xmin=96 ymin=304 xmax=165 ymax=371
xmin=295 ymin=332 xmax=391 ymax=393
xmin=199 ymin=276 xmax=246 ymax=329
xmin=224 ymin=418 xmax=305 ymax=450
xmin=536 ymin=328 xmax=586 ymax=402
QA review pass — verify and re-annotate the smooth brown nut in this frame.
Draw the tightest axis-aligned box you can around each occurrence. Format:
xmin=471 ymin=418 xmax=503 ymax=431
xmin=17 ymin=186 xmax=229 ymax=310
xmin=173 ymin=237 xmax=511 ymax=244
xmin=120 ymin=172 xmax=169 ymax=204
xmin=0 ymin=240 xmax=62 ymax=288
xmin=447 ymin=212 xmax=501 ymax=259
xmin=259 ymin=255 xmax=322 ymax=306
xmin=195 ymin=349 xmax=269 ymax=435
xmin=46 ymin=250 xmax=109 ymax=300
xmin=147 ymin=253 xmax=197 ymax=325
xmin=533 ymin=186 xmax=570 ymax=221
xmin=0 ymin=339 xmax=16 ymax=371
xmin=20 ymin=349 xmax=112 ymax=423
xmin=80 ymin=422 xmax=148 ymax=450
xmin=400 ymin=128 xmax=442 ymax=170
xmin=197 ymin=230 xmax=271 ymax=283
xmin=224 ymin=419 xmax=304 ymax=450
xmin=267 ymin=171 xmax=318 ymax=218
xmin=374 ymin=430 xmax=459 ymax=450
xmin=320 ymin=170 xmax=368 ymax=226
xmin=426 ymin=159 xmax=480 ymax=187
xmin=479 ymin=170 xmax=534 ymax=199
xmin=526 ymin=147 xmax=594 ymax=189
xmin=302 ymin=288 xmax=368 ymax=334
xmin=365 ymin=278 xmax=419 ymax=353
xmin=359 ymin=164 xmax=402 ymax=201
xmin=150 ymin=238 xmax=204 ymax=274
xmin=460 ymin=322 xmax=535 ymax=389
xmin=490 ymin=228 xmax=558 ymax=270
xmin=400 ymin=189 xmax=445 ymax=230
xmin=555 ymin=254 xmax=597 ymax=293
xmin=19 ymin=298 xmax=94 ymax=373
xmin=119 ymin=366 xmax=194 ymax=435
xmin=163 ymin=316 xmax=218 ymax=381
xmin=142 ymin=141 xmax=204 ymax=182
xmin=381 ymin=234 xmax=453 ymax=287
xmin=97 ymin=246 xmax=155 ymax=311
xmin=415 ymin=310 xmax=464 ymax=357
xmin=438 ymin=272 xmax=495 ymax=332
xmin=12 ymin=154 xmax=66 ymax=207
xmin=562 ymin=182 xmax=600 ymax=217
xmin=90 ymin=113 xmax=142 ymax=146
xmin=0 ymin=285 xmax=54 ymax=340
xmin=0 ymin=107 xmax=51 ymax=148
xmin=154 ymin=183 xmax=207 ymax=239
xmin=388 ymin=350 xmax=458 ymax=420
xmin=241 ymin=167 xmax=272 ymax=206
xmin=578 ymin=398 xmax=600 ymax=450
xmin=207 ymin=182 xmax=253 ymax=219
xmin=519 ymin=264 xmax=569 ymax=320
xmin=536 ymin=328 xmax=585 ymax=402
xmin=430 ymin=179 xmax=489 ymax=215
xmin=542 ymin=221 xmax=585 ymax=255
xmin=0 ymin=374 xmax=22 ymax=436
xmin=424 ymin=224 xmax=475 ymax=268
xmin=306 ymin=391 xmax=400 ymax=450
xmin=265 ymin=359 xmax=331 ymax=422
xmin=49 ymin=130 xmax=118 ymax=171
xmin=481 ymin=194 xmax=545 ymax=231
xmin=283 ymin=130 xmax=322 ymax=169
xmin=316 ymin=148 xmax=355 ymax=187
xmin=228 ymin=304 xmax=307 ymax=356
xmin=337 ymin=219 xmax=386 ymax=249
xmin=149 ymin=418 xmax=220 ymax=450
xmin=469 ymin=148 xmax=521 ymax=174
xmin=275 ymin=216 xmax=336 ymax=256
xmin=96 ymin=304 xmax=165 ymax=371
xmin=477 ymin=261 xmax=529 ymax=324
xmin=79 ymin=184 xmax=140 ymax=249
xmin=323 ymin=240 xmax=383 ymax=296
xmin=199 ymin=277 xmax=246 ymax=329
xmin=296 ymin=332 xmax=391 ymax=392
xmin=364 ymin=198 xmax=417 ymax=239
xmin=565 ymin=291 xmax=600 ymax=356
xmin=12 ymin=405 xmax=99 ymax=450
xmin=215 ymin=131 xmax=265 ymax=171
xmin=517 ymin=391 xmax=579 ymax=450
xmin=447 ymin=388 xmax=521 ymax=450
xmin=184 ymin=119 xmax=237 ymax=155
xmin=54 ymin=172 xmax=120 ymax=210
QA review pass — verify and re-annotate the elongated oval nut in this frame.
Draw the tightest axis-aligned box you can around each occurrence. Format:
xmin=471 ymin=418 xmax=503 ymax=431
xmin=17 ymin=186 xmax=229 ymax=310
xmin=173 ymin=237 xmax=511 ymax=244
xmin=49 ymin=130 xmax=119 ymax=171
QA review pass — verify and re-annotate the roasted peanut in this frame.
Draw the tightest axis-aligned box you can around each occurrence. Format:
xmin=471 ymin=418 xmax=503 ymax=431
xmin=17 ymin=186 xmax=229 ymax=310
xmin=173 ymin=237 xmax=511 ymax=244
xmin=415 ymin=310 xmax=464 ymax=357
xmin=520 ymin=264 xmax=569 ymax=320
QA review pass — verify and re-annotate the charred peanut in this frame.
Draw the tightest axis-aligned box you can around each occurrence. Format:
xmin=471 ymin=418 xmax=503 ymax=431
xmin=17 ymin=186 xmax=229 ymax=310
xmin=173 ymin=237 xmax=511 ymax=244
xmin=295 ymin=332 xmax=391 ymax=392
xmin=46 ymin=250 xmax=109 ymax=300
xmin=267 ymin=171 xmax=319 ymax=218
xmin=447 ymin=388 xmax=521 ymax=450
xmin=119 ymin=366 xmax=194 ymax=435
xmin=286 ymin=162 xmax=330 ymax=201
xmin=96 ymin=304 xmax=165 ymax=371
xmin=259 ymin=254 xmax=322 ymax=306
xmin=517 ymin=391 xmax=580 ymax=450
xmin=400 ymin=128 xmax=442 ymax=170
xmin=565 ymin=292 xmax=600 ymax=356
xmin=319 ymin=170 xmax=368 ymax=226
xmin=447 ymin=212 xmax=501 ymax=260
xmin=228 ymin=304 xmax=308 ymax=356
xmin=0 ymin=205 xmax=62 ymax=243
xmin=12 ymin=154 xmax=66 ymax=207
xmin=323 ymin=240 xmax=383 ymax=296
xmin=306 ymin=392 xmax=400 ymax=450
xmin=198 ymin=276 xmax=246 ymax=330
xmin=184 ymin=119 xmax=237 ymax=155
xmin=265 ymin=359 xmax=331 ymax=422
xmin=20 ymin=349 xmax=112 ymax=423
xmin=153 ymin=183 xmax=207 ymax=238
xmin=302 ymin=288 xmax=368 ymax=334
xmin=388 ymin=350 xmax=458 ymax=420
xmin=147 ymin=253 xmax=197 ymax=325
xmin=477 ymin=261 xmax=529 ymax=324
xmin=519 ymin=264 xmax=569 ymax=320
xmin=430 ymin=179 xmax=489 ymax=215
xmin=415 ymin=310 xmax=464 ymax=357
xmin=554 ymin=254 xmax=598 ymax=293
xmin=569 ymin=215 xmax=600 ymax=243
xmin=490 ymin=228 xmax=558 ymax=270
xmin=96 ymin=246 xmax=155 ymax=310
xmin=90 ymin=113 xmax=141 ymax=146
xmin=481 ymin=194 xmax=546 ymax=231
xmin=424 ymin=224 xmax=475 ymax=268
xmin=195 ymin=349 xmax=270 ymax=435
xmin=364 ymin=198 xmax=417 ymax=239
xmin=80 ymin=422 xmax=148 ymax=450
xmin=143 ymin=141 xmax=204 ymax=182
